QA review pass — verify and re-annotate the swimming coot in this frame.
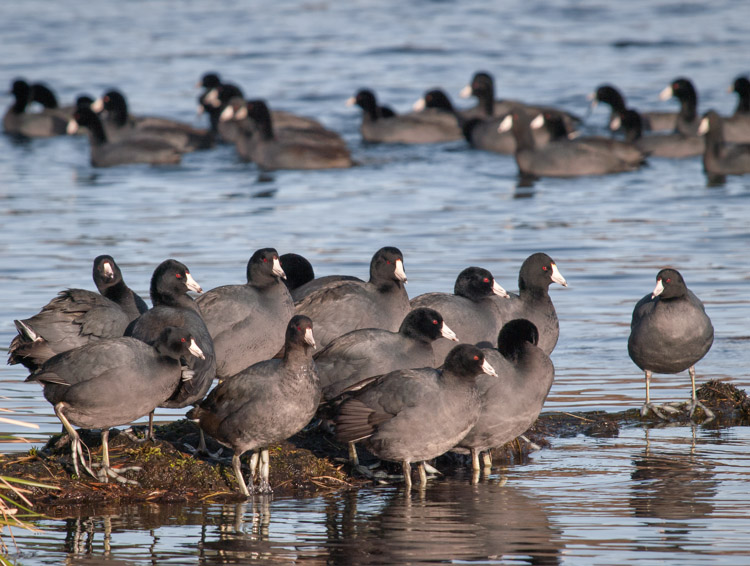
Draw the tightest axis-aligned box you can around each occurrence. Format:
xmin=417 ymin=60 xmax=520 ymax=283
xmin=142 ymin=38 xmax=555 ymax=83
xmin=67 ymin=107 xmax=182 ymax=167
xmin=698 ymin=110 xmax=750 ymax=183
xmin=3 ymin=79 xmax=68 ymax=137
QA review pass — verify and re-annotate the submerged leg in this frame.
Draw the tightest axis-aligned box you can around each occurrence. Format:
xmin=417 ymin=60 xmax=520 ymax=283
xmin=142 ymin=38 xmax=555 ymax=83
xmin=686 ymin=366 xmax=715 ymax=421
xmin=96 ymin=429 xmax=140 ymax=485
xmin=54 ymin=403 xmax=96 ymax=480
xmin=232 ymin=453 xmax=250 ymax=497
xmin=257 ymin=448 xmax=272 ymax=494
xmin=401 ymin=461 xmax=412 ymax=491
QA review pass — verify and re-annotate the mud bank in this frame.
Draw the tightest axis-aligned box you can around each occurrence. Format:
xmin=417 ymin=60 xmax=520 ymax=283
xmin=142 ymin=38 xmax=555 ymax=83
xmin=2 ymin=380 xmax=747 ymax=509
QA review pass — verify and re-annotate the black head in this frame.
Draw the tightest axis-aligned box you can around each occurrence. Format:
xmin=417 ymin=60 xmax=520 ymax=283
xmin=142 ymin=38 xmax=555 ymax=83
xmin=540 ymin=111 xmax=568 ymax=140
xmin=731 ymin=77 xmax=750 ymax=113
xmin=92 ymin=255 xmax=122 ymax=291
xmin=379 ymin=105 xmax=396 ymax=118
xmin=470 ymin=72 xmax=494 ymax=97
xmin=454 ymin=267 xmax=500 ymax=301
xmin=11 ymin=79 xmax=30 ymax=99
xmin=422 ymin=89 xmax=454 ymax=112
xmin=150 ymin=259 xmax=202 ymax=305
xmin=218 ymin=83 xmax=244 ymax=104
xmin=496 ymin=319 xmax=539 ymax=360
xmin=369 ymin=246 xmax=407 ymax=286
xmin=280 ymin=253 xmax=315 ymax=291
xmin=30 ymin=83 xmax=59 ymax=109
xmin=246 ymin=248 xmax=285 ymax=285
xmin=350 ymin=89 xmax=379 ymax=115
xmin=70 ymin=107 xmax=105 ymax=139
xmin=200 ymin=72 xmax=221 ymax=89
xmin=651 ymin=268 xmax=688 ymax=300
xmin=245 ymin=99 xmax=273 ymax=138
xmin=518 ymin=253 xmax=567 ymax=292
xmin=443 ymin=343 xmax=496 ymax=380
xmin=733 ymin=77 xmax=750 ymax=97
xmin=665 ymin=77 xmax=697 ymax=103
xmin=285 ymin=314 xmax=316 ymax=350
xmin=617 ymin=108 xmax=643 ymax=140
xmin=400 ymin=307 xmax=455 ymax=342
xmin=76 ymin=95 xmax=94 ymax=109
xmin=101 ymin=90 xmax=128 ymax=113
xmin=155 ymin=326 xmax=205 ymax=361
xmin=594 ymin=85 xmax=626 ymax=111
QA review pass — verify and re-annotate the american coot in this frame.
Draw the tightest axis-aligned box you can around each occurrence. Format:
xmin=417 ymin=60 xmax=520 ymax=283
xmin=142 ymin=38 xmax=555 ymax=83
xmin=416 ymin=88 xmax=547 ymax=154
xmin=697 ymin=110 xmax=750 ymax=183
xmin=27 ymin=326 xmax=204 ymax=483
xmin=29 ymin=82 xmax=79 ymax=124
xmin=187 ymin=315 xmax=319 ymax=496
xmin=499 ymin=110 xmax=638 ymax=178
xmin=8 ymin=255 xmax=148 ymax=370
xmin=724 ymin=77 xmax=750 ymax=143
xmin=334 ymin=344 xmax=497 ymax=490
xmin=588 ymin=84 xmax=676 ymax=132
xmin=195 ymin=248 xmax=295 ymax=379
xmin=295 ymin=247 xmax=410 ymax=348
xmin=410 ymin=266 xmax=509 ymax=364
xmin=453 ymin=319 xmax=554 ymax=476
xmin=3 ymin=79 xmax=68 ymax=137
xmin=237 ymin=100 xmax=353 ymax=170
xmin=532 ymin=111 xmax=647 ymax=167
xmin=613 ymin=109 xmax=704 ymax=159
xmin=92 ymin=89 xmax=214 ymax=151
xmin=491 ymin=253 xmax=567 ymax=356
xmin=225 ymin=101 xmax=349 ymax=162
xmin=347 ymin=89 xmax=460 ymax=144
xmin=628 ymin=268 xmax=714 ymax=420
xmin=197 ymin=75 xmax=246 ymax=144
xmin=279 ymin=253 xmax=316 ymax=293
xmin=459 ymin=71 xmax=581 ymax=129
xmin=125 ymin=259 xmax=216 ymax=438
xmin=314 ymin=307 xmax=458 ymax=402
xmin=658 ymin=77 xmax=701 ymax=136
xmin=67 ymin=107 xmax=182 ymax=167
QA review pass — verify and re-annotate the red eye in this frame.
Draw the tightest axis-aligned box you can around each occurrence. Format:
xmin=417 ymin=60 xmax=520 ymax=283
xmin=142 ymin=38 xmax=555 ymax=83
xmin=483 ymin=278 xmax=489 ymax=283
xmin=181 ymin=337 xmax=186 ymax=342
xmin=176 ymin=273 xmax=182 ymax=278
xmin=542 ymin=266 xmax=548 ymax=271
xmin=666 ymin=278 xmax=671 ymax=283
xmin=263 ymin=257 xmax=268 ymax=263
xmin=386 ymin=260 xmax=391 ymax=264
xmin=432 ymin=319 xmax=438 ymax=325
xmin=473 ymin=355 xmax=479 ymax=361
xmin=297 ymin=326 xmax=301 ymax=331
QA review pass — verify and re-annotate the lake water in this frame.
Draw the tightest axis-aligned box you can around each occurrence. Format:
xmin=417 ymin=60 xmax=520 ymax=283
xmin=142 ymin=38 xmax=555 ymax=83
xmin=2 ymin=0 xmax=750 ymax=563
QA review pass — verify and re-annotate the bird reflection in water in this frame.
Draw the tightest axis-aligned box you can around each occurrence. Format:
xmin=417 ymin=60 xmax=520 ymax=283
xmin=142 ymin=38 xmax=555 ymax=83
xmin=630 ymin=427 xmax=718 ymax=551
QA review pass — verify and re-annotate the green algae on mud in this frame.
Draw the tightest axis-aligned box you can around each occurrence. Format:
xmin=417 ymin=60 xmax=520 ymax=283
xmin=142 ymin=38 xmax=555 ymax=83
xmin=1 ymin=380 xmax=748 ymax=508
